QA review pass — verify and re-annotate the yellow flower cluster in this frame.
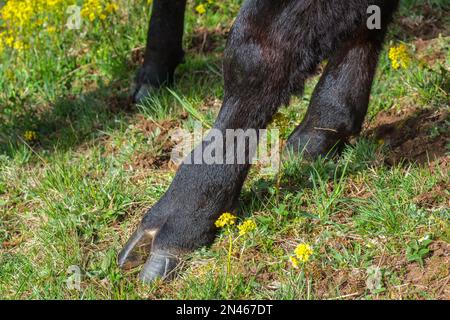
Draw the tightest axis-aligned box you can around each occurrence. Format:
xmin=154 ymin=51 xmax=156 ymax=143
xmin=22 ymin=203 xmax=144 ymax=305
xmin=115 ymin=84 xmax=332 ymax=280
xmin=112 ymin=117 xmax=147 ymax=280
xmin=215 ymin=212 xmax=237 ymax=228
xmin=0 ymin=0 xmax=118 ymax=54
xmin=0 ymin=0 xmax=68 ymax=53
xmin=23 ymin=130 xmax=38 ymax=142
xmin=237 ymin=219 xmax=257 ymax=236
xmin=289 ymin=256 xmax=300 ymax=269
xmin=195 ymin=4 xmax=206 ymax=15
xmin=195 ymin=0 xmax=214 ymax=15
xmin=388 ymin=44 xmax=411 ymax=70
xmin=290 ymin=243 xmax=313 ymax=268
xmin=81 ymin=0 xmax=118 ymax=22
xmin=215 ymin=213 xmax=257 ymax=236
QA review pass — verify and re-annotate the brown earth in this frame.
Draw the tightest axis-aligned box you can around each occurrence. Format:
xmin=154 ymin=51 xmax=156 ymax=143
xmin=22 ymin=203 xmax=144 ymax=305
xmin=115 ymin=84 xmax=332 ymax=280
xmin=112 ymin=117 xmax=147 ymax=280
xmin=404 ymin=241 xmax=450 ymax=299
xmin=396 ymin=4 xmax=450 ymax=41
xmin=128 ymin=116 xmax=180 ymax=170
xmin=414 ymin=37 xmax=448 ymax=66
xmin=312 ymin=241 xmax=450 ymax=300
xmin=365 ymin=107 xmax=449 ymax=166
xmin=187 ymin=26 xmax=229 ymax=54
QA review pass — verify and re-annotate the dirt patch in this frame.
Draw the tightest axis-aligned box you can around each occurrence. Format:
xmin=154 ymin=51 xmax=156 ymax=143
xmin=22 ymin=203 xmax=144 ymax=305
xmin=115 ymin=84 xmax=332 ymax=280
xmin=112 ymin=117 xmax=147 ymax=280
xmin=107 ymin=93 xmax=134 ymax=113
xmin=413 ymin=37 xmax=448 ymax=66
xmin=128 ymin=116 xmax=180 ymax=170
xmin=365 ymin=107 xmax=449 ymax=165
xmin=199 ymin=97 xmax=222 ymax=113
xmin=396 ymin=4 xmax=449 ymax=41
xmin=313 ymin=268 xmax=366 ymax=299
xmin=187 ymin=27 xmax=229 ymax=54
xmin=134 ymin=115 xmax=164 ymax=136
xmin=129 ymin=151 xmax=170 ymax=171
xmin=313 ymin=241 xmax=450 ymax=299
xmin=130 ymin=46 xmax=145 ymax=67
xmin=371 ymin=241 xmax=450 ymax=300
xmin=414 ymin=180 xmax=450 ymax=209
xmin=1 ymin=232 xmax=24 ymax=250
xmin=404 ymin=241 xmax=450 ymax=299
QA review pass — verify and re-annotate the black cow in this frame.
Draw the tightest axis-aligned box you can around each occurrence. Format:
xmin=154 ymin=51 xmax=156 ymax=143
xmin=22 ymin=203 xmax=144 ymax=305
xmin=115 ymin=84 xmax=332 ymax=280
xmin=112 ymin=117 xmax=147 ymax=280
xmin=120 ymin=0 xmax=400 ymax=283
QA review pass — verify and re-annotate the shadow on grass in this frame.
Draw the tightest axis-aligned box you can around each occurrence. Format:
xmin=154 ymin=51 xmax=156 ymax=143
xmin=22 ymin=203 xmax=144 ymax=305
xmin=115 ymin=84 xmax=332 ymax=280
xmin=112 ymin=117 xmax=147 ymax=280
xmin=241 ymin=106 xmax=449 ymax=214
xmin=365 ymin=107 xmax=449 ymax=166
xmin=0 ymin=0 xmax=446 ymax=158
xmin=392 ymin=1 xmax=450 ymax=41
xmin=0 ymin=83 xmax=134 ymax=155
xmin=0 ymin=54 xmax=224 ymax=157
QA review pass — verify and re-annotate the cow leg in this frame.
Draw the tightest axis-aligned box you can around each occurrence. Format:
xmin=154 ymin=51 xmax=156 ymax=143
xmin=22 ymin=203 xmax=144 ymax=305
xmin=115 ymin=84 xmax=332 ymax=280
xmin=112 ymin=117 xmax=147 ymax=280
xmin=121 ymin=1 xmax=294 ymax=282
xmin=286 ymin=3 xmax=398 ymax=159
xmin=119 ymin=0 xmax=397 ymax=283
xmin=133 ymin=0 xmax=187 ymax=103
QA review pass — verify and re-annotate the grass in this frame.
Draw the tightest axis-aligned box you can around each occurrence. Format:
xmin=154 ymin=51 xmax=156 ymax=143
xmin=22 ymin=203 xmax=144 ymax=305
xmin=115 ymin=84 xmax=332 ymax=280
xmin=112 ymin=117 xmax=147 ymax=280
xmin=0 ymin=0 xmax=449 ymax=299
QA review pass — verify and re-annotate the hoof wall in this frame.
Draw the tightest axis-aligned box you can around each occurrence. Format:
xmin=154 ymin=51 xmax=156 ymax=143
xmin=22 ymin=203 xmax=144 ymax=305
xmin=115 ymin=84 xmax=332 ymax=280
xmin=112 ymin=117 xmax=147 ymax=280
xmin=132 ymin=84 xmax=154 ymax=104
xmin=118 ymin=228 xmax=154 ymax=270
xmin=139 ymin=251 xmax=180 ymax=284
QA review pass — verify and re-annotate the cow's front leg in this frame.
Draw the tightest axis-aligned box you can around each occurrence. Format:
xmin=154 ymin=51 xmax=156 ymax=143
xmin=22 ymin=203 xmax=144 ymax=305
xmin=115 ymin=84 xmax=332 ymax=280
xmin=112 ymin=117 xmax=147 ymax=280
xmin=119 ymin=4 xmax=293 ymax=283
xmin=133 ymin=0 xmax=187 ymax=103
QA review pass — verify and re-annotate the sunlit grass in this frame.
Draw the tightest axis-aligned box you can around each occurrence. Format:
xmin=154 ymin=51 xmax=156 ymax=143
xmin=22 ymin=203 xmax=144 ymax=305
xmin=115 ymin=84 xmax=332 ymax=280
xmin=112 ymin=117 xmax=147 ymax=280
xmin=0 ymin=0 xmax=449 ymax=299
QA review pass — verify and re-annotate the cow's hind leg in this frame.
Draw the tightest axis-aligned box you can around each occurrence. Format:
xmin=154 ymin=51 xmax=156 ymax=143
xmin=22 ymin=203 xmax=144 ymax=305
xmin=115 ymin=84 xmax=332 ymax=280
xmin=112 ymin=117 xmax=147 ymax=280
xmin=286 ymin=2 xmax=399 ymax=159
xmin=133 ymin=0 xmax=187 ymax=103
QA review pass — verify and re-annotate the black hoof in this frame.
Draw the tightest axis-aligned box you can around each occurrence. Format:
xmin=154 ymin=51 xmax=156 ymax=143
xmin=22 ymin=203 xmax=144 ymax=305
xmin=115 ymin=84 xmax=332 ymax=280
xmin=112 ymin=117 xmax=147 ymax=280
xmin=139 ymin=250 xmax=180 ymax=283
xmin=132 ymin=83 xmax=156 ymax=104
xmin=118 ymin=227 xmax=154 ymax=270
xmin=132 ymin=60 xmax=179 ymax=104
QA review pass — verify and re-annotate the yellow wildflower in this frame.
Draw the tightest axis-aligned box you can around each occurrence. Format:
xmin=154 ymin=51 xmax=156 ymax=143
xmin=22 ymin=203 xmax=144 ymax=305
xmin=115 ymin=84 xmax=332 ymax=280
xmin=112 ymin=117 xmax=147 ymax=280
xmin=24 ymin=130 xmax=38 ymax=142
xmin=294 ymin=243 xmax=313 ymax=263
xmin=81 ymin=0 xmax=118 ymax=23
xmin=0 ymin=0 xmax=111 ymax=52
xmin=237 ymin=219 xmax=257 ymax=236
xmin=195 ymin=4 xmax=206 ymax=15
xmin=105 ymin=3 xmax=118 ymax=14
xmin=5 ymin=36 xmax=15 ymax=47
xmin=388 ymin=44 xmax=411 ymax=70
xmin=13 ymin=40 xmax=25 ymax=51
xmin=47 ymin=0 xmax=61 ymax=6
xmin=289 ymin=256 xmax=299 ymax=269
xmin=215 ymin=212 xmax=237 ymax=228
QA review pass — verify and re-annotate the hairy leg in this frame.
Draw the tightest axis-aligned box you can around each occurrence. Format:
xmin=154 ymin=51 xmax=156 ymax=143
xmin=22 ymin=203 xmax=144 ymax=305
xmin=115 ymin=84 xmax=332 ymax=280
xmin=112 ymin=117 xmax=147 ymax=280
xmin=286 ymin=1 xmax=399 ymax=158
xmin=120 ymin=0 xmax=396 ymax=283
xmin=133 ymin=0 xmax=187 ymax=103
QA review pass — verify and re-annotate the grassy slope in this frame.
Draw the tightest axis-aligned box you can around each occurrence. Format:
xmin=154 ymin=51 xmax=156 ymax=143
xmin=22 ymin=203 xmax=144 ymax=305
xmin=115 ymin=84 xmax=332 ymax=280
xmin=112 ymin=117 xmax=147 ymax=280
xmin=0 ymin=0 xmax=449 ymax=299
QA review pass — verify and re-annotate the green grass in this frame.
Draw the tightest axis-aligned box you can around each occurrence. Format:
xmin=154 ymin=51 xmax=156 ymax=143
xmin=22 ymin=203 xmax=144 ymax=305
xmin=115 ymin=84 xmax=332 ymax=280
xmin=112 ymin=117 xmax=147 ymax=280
xmin=0 ymin=0 xmax=449 ymax=299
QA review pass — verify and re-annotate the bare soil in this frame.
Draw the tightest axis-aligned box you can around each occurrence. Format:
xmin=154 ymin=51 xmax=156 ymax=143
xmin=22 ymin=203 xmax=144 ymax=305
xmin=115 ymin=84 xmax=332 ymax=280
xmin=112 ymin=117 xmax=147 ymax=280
xmin=365 ymin=107 xmax=449 ymax=165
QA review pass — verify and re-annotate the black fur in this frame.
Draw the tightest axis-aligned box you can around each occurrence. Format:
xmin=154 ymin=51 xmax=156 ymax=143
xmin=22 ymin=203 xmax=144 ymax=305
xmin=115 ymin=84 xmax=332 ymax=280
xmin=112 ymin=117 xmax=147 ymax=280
xmin=133 ymin=0 xmax=187 ymax=98
xmin=120 ymin=0 xmax=400 ymax=282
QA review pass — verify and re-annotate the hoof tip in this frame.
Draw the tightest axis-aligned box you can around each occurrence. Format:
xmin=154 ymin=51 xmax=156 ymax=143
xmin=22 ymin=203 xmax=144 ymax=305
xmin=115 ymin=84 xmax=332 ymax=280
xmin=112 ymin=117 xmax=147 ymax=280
xmin=139 ymin=251 xmax=180 ymax=284
xmin=132 ymin=84 xmax=154 ymax=104
xmin=118 ymin=228 xmax=153 ymax=270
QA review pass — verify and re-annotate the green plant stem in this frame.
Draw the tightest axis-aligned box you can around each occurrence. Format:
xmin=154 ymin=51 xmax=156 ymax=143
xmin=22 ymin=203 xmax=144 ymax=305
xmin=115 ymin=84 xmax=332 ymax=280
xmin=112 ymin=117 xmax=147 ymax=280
xmin=100 ymin=19 xmax=122 ymax=59
xmin=225 ymin=227 xmax=233 ymax=293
